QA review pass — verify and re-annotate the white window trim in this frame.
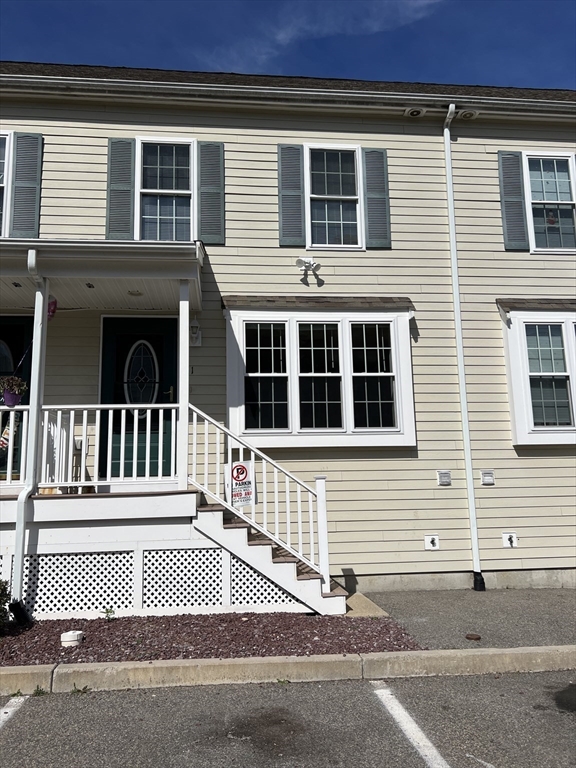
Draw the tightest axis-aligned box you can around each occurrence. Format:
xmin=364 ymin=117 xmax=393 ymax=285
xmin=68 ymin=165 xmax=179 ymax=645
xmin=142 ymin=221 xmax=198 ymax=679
xmin=225 ymin=309 xmax=415 ymax=447
xmin=0 ymin=131 xmax=14 ymax=238
xmin=521 ymin=150 xmax=576 ymax=256
xmin=304 ymin=143 xmax=366 ymax=252
xmin=504 ymin=310 xmax=576 ymax=445
xmin=134 ymin=136 xmax=197 ymax=242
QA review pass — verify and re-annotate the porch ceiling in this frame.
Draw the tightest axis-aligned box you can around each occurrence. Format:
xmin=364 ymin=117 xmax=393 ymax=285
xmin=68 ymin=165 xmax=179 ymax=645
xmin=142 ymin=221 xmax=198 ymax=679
xmin=0 ymin=239 xmax=204 ymax=310
xmin=0 ymin=275 xmax=198 ymax=311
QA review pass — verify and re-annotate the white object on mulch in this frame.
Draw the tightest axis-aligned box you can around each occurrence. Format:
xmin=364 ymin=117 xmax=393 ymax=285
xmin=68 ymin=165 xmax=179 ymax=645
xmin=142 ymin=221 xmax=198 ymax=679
xmin=61 ymin=630 xmax=84 ymax=647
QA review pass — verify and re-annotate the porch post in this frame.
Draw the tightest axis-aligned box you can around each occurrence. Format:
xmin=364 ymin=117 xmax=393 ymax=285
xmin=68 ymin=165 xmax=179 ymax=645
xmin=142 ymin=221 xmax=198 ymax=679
xmin=12 ymin=270 xmax=49 ymax=603
xmin=177 ymin=280 xmax=190 ymax=490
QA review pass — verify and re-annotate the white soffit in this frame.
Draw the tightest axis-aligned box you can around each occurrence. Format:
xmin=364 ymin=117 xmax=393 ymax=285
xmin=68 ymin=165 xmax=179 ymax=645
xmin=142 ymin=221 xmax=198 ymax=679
xmin=0 ymin=276 xmax=185 ymax=311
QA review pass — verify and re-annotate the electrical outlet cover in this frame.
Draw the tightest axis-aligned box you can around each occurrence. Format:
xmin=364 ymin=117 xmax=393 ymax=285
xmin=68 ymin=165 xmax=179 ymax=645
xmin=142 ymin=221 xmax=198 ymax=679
xmin=424 ymin=535 xmax=440 ymax=550
xmin=502 ymin=532 xmax=518 ymax=548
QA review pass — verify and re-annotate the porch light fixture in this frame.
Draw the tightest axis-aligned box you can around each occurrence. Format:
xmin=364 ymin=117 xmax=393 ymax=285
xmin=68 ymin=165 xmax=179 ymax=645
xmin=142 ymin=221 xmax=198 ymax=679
xmin=190 ymin=316 xmax=202 ymax=347
xmin=296 ymin=258 xmax=323 ymax=287
xmin=12 ymin=282 xmax=22 ymax=288
xmin=127 ymin=289 xmax=143 ymax=297
xmin=85 ymin=282 xmax=95 ymax=289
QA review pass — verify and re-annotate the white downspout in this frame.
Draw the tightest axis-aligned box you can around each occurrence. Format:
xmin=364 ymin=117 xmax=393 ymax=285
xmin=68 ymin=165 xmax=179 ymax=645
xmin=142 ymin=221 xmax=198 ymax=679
xmin=11 ymin=250 xmax=49 ymax=616
xmin=443 ymin=105 xmax=485 ymax=590
xmin=177 ymin=280 xmax=190 ymax=490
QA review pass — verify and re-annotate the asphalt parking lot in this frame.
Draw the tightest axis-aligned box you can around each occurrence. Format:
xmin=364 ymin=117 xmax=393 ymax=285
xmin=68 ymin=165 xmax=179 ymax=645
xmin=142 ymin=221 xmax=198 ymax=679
xmin=1 ymin=671 xmax=574 ymax=767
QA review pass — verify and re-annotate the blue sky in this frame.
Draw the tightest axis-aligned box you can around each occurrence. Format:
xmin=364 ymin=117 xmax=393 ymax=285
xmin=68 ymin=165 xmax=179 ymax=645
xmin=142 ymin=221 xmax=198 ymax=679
xmin=0 ymin=0 xmax=575 ymax=89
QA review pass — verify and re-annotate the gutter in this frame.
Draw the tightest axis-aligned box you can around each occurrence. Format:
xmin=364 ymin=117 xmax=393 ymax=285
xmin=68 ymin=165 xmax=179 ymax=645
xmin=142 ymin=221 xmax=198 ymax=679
xmin=1 ymin=75 xmax=574 ymax=119
xmin=10 ymin=249 xmax=49 ymax=621
xmin=443 ymin=105 xmax=485 ymax=591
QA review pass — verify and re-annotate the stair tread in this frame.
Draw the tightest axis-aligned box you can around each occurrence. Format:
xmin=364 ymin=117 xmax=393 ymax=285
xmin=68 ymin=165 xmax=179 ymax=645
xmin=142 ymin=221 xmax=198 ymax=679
xmin=197 ymin=504 xmax=226 ymax=512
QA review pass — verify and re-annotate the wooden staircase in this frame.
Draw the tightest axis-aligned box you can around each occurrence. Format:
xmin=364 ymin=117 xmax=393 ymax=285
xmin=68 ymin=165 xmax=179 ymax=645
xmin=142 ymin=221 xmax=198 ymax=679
xmin=194 ymin=501 xmax=347 ymax=615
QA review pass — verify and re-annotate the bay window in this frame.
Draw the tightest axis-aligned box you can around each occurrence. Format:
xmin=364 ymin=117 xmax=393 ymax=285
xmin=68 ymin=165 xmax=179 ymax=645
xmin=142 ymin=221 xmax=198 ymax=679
xmin=226 ymin=308 xmax=415 ymax=447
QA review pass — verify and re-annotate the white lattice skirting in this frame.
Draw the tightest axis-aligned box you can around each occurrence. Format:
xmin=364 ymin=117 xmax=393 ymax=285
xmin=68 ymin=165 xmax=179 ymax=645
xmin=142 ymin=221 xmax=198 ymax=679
xmin=4 ymin=549 xmax=306 ymax=619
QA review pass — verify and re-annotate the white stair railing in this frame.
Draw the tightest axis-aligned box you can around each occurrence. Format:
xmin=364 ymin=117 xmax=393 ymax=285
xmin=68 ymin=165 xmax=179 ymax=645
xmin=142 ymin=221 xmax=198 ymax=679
xmin=189 ymin=402 xmax=330 ymax=589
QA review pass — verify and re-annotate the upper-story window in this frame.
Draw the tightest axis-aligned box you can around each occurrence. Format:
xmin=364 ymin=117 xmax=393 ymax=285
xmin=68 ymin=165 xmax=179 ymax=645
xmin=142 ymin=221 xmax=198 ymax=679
xmin=0 ymin=135 xmax=6 ymax=236
xmin=135 ymin=139 xmax=194 ymax=241
xmin=278 ymin=144 xmax=390 ymax=250
xmin=308 ymin=148 xmax=360 ymax=247
xmin=305 ymin=145 xmax=364 ymax=249
xmin=525 ymin=155 xmax=576 ymax=250
xmin=499 ymin=150 xmax=576 ymax=253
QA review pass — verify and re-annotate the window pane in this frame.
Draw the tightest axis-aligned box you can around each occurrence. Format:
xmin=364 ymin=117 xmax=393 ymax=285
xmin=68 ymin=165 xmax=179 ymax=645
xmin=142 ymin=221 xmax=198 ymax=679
xmin=310 ymin=150 xmax=325 ymax=173
xmin=353 ymin=376 xmax=396 ymax=428
xmin=245 ymin=323 xmax=286 ymax=374
xmin=526 ymin=325 xmax=566 ymax=373
xmin=142 ymin=144 xmax=158 ymax=165
xmin=532 ymin=205 xmax=576 ymax=248
xmin=351 ymin=324 xmax=392 ymax=374
xmin=244 ymin=377 xmax=288 ymax=429
xmin=309 ymin=149 xmax=357 ymax=202
xmin=175 ymin=220 xmax=190 ymax=241
xmin=530 ymin=376 xmax=573 ymax=426
xmin=142 ymin=167 xmax=158 ymax=190
xmin=299 ymin=377 xmax=342 ymax=428
xmin=142 ymin=143 xmax=190 ymax=192
xmin=299 ymin=324 xmax=339 ymax=373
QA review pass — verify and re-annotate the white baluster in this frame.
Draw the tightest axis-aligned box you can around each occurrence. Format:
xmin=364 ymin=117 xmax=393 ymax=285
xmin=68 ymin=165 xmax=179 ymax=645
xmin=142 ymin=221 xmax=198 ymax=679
xmin=132 ymin=409 xmax=139 ymax=479
xmin=315 ymin=475 xmax=330 ymax=592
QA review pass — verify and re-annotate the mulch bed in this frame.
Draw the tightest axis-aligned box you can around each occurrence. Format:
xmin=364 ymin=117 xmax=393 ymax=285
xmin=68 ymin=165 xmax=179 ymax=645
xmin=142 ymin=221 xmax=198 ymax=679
xmin=0 ymin=613 xmax=423 ymax=666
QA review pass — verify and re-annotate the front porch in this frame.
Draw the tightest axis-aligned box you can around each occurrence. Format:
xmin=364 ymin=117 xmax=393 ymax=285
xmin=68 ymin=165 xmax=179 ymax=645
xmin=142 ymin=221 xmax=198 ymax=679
xmin=0 ymin=243 xmax=344 ymax=617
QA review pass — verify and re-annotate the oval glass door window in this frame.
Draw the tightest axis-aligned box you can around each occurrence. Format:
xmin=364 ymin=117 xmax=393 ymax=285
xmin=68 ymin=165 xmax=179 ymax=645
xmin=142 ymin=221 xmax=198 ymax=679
xmin=123 ymin=340 xmax=159 ymax=413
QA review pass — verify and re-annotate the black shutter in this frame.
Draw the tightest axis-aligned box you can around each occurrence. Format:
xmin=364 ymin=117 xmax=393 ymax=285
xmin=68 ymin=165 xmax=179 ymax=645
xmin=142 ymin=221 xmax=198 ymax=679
xmin=9 ymin=133 xmax=43 ymax=238
xmin=106 ymin=138 xmax=135 ymax=240
xmin=198 ymin=142 xmax=225 ymax=245
xmin=498 ymin=151 xmax=530 ymax=250
xmin=278 ymin=144 xmax=305 ymax=246
xmin=363 ymin=148 xmax=391 ymax=249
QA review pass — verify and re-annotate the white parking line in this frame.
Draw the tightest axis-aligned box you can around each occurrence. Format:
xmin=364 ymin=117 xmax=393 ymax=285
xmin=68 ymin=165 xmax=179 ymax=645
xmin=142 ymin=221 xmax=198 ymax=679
xmin=0 ymin=696 xmax=28 ymax=730
xmin=373 ymin=683 xmax=453 ymax=768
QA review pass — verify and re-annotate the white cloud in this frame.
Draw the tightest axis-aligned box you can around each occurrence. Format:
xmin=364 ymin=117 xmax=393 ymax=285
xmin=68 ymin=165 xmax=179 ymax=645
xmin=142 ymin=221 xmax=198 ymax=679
xmin=195 ymin=0 xmax=445 ymax=73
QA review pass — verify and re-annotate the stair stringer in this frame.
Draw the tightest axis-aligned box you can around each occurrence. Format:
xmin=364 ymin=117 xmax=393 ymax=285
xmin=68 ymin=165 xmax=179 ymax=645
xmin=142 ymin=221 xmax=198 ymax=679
xmin=194 ymin=509 xmax=346 ymax=616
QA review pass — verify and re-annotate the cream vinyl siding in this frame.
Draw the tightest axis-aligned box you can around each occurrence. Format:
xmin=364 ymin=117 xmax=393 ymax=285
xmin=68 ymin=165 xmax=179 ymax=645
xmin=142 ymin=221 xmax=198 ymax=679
xmin=0 ymin=100 xmax=472 ymax=578
xmin=452 ymin=122 xmax=576 ymax=572
xmin=8 ymin=100 xmax=570 ymax=580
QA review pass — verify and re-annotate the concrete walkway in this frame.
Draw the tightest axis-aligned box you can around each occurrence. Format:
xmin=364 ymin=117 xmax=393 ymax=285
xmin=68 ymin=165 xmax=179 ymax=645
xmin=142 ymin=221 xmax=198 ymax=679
xmin=365 ymin=588 xmax=576 ymax=650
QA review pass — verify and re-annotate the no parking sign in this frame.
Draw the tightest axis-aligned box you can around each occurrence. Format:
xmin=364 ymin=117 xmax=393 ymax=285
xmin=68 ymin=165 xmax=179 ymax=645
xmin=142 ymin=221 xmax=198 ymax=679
xmin=228 ymin=461 xmax=255 ymax=507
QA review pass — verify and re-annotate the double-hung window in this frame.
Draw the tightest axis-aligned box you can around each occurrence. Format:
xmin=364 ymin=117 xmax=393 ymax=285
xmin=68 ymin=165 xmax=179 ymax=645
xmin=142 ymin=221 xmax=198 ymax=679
xmin=503 ymin=310 xmax=576 ymax=445
xmin=278 ymin=144 xmax=390 ymax=250
xmin=499 ymin=150 xmax=576 ymax=253
xmin=227 ymin=309 xmax=415 ymax=447
xmin=135 ymin=138 xmax=194 ymax=241
xmin=524 ymin=153 xmax=576 ymax=250
xmin=0 ymin=133 xmax=13 ymax=237
xmin=307 ymin=148 xmax=361 ymax=247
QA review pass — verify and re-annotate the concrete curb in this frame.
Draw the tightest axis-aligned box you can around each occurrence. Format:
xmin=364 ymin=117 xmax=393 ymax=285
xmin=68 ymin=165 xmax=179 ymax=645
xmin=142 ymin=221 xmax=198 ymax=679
xmin=2 ymin=645 xmax=575 ymax=695
xmin=0 ymin=664 xmax=56 ymax=695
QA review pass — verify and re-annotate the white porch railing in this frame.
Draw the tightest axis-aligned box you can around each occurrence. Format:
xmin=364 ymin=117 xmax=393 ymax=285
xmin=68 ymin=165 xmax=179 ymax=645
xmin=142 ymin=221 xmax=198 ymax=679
xmin=36 ymin=404 xmax=178 ymax=488
xmin=188 ymin=402 xmax=330 ymax=588
xmin=0 ymin=405 xmax=30 ymax=486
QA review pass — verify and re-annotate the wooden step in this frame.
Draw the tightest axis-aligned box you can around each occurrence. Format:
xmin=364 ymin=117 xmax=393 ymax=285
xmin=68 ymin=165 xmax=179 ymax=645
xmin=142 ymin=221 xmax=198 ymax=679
xmin=296 ymin=564 xmax=323 ymax=581
xmin=197 ymin=503 xmax=226 ymax=513
xmin=272 ymin=553 xmax=299 ymax=563
xmin=223 ymin=518 xmax=251 ymax=529
xmin=247 ymin=532 xmax=273 ymax=546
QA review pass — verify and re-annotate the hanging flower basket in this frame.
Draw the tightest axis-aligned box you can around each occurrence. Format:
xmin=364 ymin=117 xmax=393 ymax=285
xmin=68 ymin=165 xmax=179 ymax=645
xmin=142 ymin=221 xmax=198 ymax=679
xmin=0 ymin=376 xmax=28 ymax=408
